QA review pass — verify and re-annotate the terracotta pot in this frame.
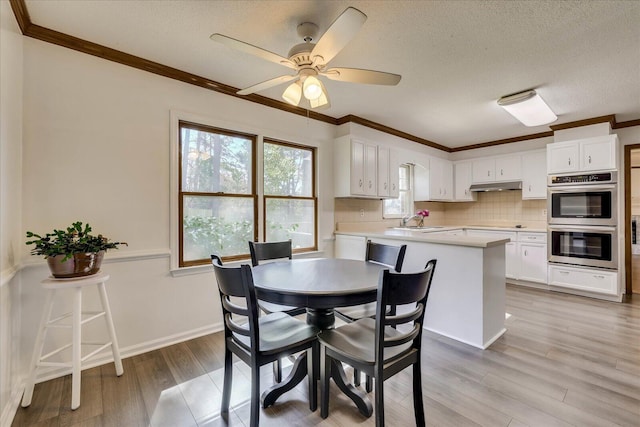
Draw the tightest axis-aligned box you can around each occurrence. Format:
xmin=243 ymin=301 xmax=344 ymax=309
xmin=46 ymin=251 xmax=104 ymax=278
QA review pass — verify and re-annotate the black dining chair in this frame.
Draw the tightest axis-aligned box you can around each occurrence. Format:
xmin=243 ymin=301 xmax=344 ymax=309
xmin=334 ymin=240 xmax=407 ymax=323
xmin=211 ymin=255 xmax=319 ymax=427
xmin=318 ymin=259 xmax=437 ymax=427
xmin=248 ymin=240 xmax=307 ymax=381
xmin=334 ymin=240 xmax=407 ymax=390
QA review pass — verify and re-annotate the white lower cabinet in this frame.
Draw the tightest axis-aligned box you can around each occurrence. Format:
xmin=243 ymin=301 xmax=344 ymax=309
xmin=334 ymin=234 xmax=366 ymax=260
xmin=505 ymin=242 xmax=518 ymax=279
xmin=519 ymin=242 xmax=547 ymax=283
xmin=548 ymin=264 xmax=617 ymax=295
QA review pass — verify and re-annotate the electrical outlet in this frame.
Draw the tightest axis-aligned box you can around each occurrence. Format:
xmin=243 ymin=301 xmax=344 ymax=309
xmin=542 ymin=209 xmax=547 ymax=217
xmin=359 ymin=209 xmax=365 ymax=217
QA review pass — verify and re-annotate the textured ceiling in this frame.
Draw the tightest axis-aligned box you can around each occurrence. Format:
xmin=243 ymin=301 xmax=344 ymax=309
xmin=23 ymin=0 xmax=640 ymax=148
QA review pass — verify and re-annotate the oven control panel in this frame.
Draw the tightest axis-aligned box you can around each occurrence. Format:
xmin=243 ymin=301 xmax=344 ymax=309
xmin=548 ymin=171 xmax=616 ymax=186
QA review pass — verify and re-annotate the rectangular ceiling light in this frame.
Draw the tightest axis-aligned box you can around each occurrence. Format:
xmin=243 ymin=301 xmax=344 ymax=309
xmin=497 ymin=89 xmax=557 ymax=127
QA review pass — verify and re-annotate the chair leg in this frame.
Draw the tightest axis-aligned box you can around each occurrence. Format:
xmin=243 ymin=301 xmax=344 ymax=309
xmin=374 ymin=372 xmax=384 ymax=427
xmin=221 ymin=348 xmax=233 ymax=416
xmin=320 ymin=345 xmax=330 ymax=419
xmin=413 ymin=361 xmax=426 ymax=426
xmin=365 ymin=374 xmax=373 ymax=393
xmin=250 ymin=361 xmax=260 ymax=427
xmin=307 ymin=344 xmax=317 ymax=411
xmin=354 ymin=368 xmax=361 ymax=386
xmin=273 ymin=359 xmax=282 ymax=383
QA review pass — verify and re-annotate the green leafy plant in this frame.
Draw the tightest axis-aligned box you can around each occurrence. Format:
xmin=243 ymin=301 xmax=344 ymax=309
xmin=26 ymin=221 xmax=127 ymax=261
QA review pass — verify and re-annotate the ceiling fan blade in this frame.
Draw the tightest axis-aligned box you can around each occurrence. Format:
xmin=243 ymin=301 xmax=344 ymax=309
xmin=321 ymin=67 xmax=401 ymax=85
xmin=310 ymin=7 xmax=367 ymax=64
xmin=210 ymin=33 xmax=297 ymax=70
xmin=236 ymin=75 xmax=299 ymax=96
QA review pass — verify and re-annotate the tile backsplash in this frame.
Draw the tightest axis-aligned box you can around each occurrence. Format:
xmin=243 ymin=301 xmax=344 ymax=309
xmin=334 ymin=191 xmax=547 ymax=230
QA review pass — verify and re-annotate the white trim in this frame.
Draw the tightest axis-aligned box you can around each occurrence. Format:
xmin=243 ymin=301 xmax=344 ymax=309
xmin=424 ymin=325 xmax=507 ymax=350
xmin=20 ymin=249 xmax=171 ymax=270
xmin=0 ymin=266 xmax=18 ymax=288
xmin=0 ymin=386 xmax=23 ymax=427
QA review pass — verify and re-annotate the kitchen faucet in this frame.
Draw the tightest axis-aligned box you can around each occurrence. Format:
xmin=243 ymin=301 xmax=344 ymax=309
xmin=402 ymin=214 xmax=424 ymax=227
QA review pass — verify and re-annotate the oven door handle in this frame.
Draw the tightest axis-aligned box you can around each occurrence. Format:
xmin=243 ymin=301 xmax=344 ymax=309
xmin=548 ymin=225 xmax=617 ymax=232
xmin=548 ymin=184 xmax=616 ymax=192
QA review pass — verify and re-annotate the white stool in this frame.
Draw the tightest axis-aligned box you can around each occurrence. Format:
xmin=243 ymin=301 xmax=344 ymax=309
xmin=21 ymin=271 xmax=123 ymax=410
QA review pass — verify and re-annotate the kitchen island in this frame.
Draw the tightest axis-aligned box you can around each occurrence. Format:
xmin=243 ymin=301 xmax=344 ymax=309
xmin=335 ymin=228 xmax=510 ymax=349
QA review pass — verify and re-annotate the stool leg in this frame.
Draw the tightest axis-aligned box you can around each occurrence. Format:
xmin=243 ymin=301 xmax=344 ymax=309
xmin=21 ymin=289 xmax=55 ymax=407
xmin=97 ymin=281 xmax=123 ymax=376
xmin=71 ymin=287 xmax=82 ymax=410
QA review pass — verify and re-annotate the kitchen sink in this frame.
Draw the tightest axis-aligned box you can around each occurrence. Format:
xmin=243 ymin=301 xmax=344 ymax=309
xmin=391 ymin=226 xmax=444 ymax=231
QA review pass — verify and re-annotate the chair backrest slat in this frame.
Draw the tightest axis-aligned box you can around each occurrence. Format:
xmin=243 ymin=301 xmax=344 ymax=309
xmin=211 ymin=255 xmax=260 ymax=348
xmin=374 ymin=259 xmax=437 ymax=358
xmin=365 ymin=240 xmax=407 ymax=272
xmin=248 ymin=240 xmax=292 ymax=267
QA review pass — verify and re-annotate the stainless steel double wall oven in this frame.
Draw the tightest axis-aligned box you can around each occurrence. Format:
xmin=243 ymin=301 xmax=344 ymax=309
xmin=547 ymin=171 xmax=618 ymax=270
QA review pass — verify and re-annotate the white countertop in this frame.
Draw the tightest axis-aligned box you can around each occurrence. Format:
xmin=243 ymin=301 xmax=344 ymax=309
xmin=334 ymin=224 xmax=546 ymax=248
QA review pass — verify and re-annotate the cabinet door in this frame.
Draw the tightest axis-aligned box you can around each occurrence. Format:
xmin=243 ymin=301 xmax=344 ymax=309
xmin=521 ymin=150 xmax=547 ymax=199
xmin=472 ymin=158 xmax=495 ymax=183
xmin=350 ymin=140 xmax=366 ymax=195
xmin=413 ymin=163 xmax=430 ymax=201
xmin=495 ymin=155 xmax=521 ymax=181
xmin=454 ymin=162 xmax=476 ymax=201
xmin=581 ymin=138 xmax=616 ymax=171
xmin=547 ymin=142 xmax=579 ymax=173
xmin=364 ymin=143 xmax=378 ymax=196
xmin=377 ymin=146 xmax=390 ymax=197
xmin=388 ymin=149 xmax=400 ymax=198
xmin=519 ymin=243 xmax=547 ymax=283
xmin=335 ymin=234 xmax=367 ymax=260
xmin=429 ymin=157 xmax=453 ymax=201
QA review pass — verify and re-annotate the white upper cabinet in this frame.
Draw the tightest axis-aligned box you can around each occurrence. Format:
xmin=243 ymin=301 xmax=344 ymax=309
xmin=521 ymin=150 xmax=547 ymax=199
xmin=377 ymin=146 xmax=400 ymax=198
xmin=335 ymin=136 xmax=401 ymax=199
xmin=472 ymin=155 xmax=521 ymax=183
xmin=334 ymin=136 xmax=378 ymax=198
xmin=547 ymin=134 xmax=618 ymax=174
xmin=414 ymin=157 xmax=453 ymax=201
xmin=453 ymin=161 xmax=477 ymax=201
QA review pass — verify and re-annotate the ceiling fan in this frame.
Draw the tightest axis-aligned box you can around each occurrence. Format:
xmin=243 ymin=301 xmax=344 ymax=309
xmin=210 ymin=7 xmax=401 ymax=109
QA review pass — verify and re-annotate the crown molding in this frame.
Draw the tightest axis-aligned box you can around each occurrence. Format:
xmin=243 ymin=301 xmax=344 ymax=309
xmin=9 ymin=0 xmax=640 ymax=154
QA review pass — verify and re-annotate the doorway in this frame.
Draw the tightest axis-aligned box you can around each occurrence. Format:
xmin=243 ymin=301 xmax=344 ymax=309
xmin=624 ymin=145 xmax=640 ymax=294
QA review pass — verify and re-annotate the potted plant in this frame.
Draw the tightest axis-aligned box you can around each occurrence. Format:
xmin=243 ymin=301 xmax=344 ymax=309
xmin=26 ymin=221 xmax=127 ymax=278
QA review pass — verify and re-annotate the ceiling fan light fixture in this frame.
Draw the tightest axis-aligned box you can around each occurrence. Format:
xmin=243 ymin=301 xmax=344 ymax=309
xmin=497 ymin=89 xmax=557 ymax=127
xmin=309 ymin=79 xmax=330 ymax=108
xmin=303 ymin=76 xmax=323 ymax=100
xmin=282 ymin=81 xmax=302 ymax=106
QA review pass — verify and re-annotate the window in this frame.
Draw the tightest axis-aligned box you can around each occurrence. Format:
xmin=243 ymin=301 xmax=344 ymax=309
xmin=263 ymin=140 xmax=317 ymax=252
xmin=179 ymin=121 xmax=256 ymax=266
xmin=383 ymin=164 xmax=413 ymax=218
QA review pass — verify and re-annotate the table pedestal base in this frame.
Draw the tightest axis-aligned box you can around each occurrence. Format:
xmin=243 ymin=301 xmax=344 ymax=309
xmin=306 ymin=308 xmax=335 ymax=330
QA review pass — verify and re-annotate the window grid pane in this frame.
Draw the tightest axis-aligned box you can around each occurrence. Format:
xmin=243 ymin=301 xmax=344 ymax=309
xmin=263 ymin=142 xmax=313 ymax=197
xmin=265 ymin=198 xmax=315 ymax=249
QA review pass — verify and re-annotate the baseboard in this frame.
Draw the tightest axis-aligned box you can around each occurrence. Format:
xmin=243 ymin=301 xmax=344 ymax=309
xmin=2 ymin=321 xmax=224 ymax=427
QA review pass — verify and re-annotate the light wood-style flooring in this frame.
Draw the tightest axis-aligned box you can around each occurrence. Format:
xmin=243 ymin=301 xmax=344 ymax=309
xmin=12 ymin=285 xmax=640 ymax=427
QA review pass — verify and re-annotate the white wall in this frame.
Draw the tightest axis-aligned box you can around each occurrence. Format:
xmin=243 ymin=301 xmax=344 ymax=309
xmin=0 ymin=0 xmax=23 ymax=424
xmin=17 ymin=35 xmax=336 ymax=392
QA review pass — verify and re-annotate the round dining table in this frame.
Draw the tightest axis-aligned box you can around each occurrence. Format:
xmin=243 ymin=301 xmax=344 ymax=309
xmin=252 ymin=258 xmax=387 ymax=417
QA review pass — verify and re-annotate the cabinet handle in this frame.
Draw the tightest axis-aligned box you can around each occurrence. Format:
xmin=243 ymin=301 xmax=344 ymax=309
xmin=524 ymin=250 xmax=528 ymax=256
xmin=594 ymin=275 xmax=605 ymax=279
xmin=568 ymin=158 xmax=571 ymax=166
xmin=359 ymin=179 xmax=363 ymax=188
xmin=384 ymin=182 xmax=388 ymax=190
xmin=559 ymin=270 xmax=569 ymax=275
xmin=501 ymin=169 xmax=504 ymax=176
xmin=588 ymin=155 xmax=592 ymax=164
xmin=487 ymin=170 xmax=490 ymax=176
xmin=465 ymin=189 xmax=468 ymax=195
xmin=392 ymin=183 xmax=396 ymax=190
xmin=529 ymin=184 xmax=532 ymax=192
xmin=369 ymin=180 xmax=372 ymax=189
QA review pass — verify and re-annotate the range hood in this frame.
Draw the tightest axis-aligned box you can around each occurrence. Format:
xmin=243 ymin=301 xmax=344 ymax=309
xmin=469 ymin=181 xmax=522 ymax=192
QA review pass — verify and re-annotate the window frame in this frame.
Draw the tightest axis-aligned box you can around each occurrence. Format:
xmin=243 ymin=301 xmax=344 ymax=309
xmin=262 ymin=138 xmax=318 ymax=254
xmin=178 ymin=120 xmax=258 ymax=267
